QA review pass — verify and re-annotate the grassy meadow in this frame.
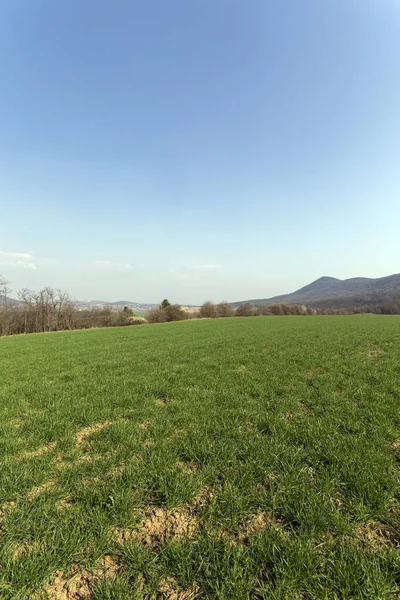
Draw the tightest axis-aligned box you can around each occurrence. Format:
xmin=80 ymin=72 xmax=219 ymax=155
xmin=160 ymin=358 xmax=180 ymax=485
xmin=0 ymin=316 xmax=400 ymax=599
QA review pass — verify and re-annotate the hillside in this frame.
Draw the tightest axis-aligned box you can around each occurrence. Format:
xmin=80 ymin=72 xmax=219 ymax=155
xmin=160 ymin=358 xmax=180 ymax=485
xmin=0 ymin=295 xmax=20 ymax=305
xmin=234 ymin=273 xmax=400 ymax=310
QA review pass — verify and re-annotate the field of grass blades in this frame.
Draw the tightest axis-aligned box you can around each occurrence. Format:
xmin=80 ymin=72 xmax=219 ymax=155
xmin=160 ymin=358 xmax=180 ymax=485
xmin=0 ymin=316 xmax=400 ymax=599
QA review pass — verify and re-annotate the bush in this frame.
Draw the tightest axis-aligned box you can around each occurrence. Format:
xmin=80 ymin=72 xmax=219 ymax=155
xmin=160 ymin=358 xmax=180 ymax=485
xmin=236 ymin=302 xmax=254 ymax=317
xmin=199 ymin=301 xmax=218 ymax=318
xmin=147 ymin=307 xmax=169 ymax=323
xmin=147 ymin=303 xmax=187 ymax=323
xmin=165 ymin=304 xmax=188 ymax=321
xmin=216 ymin=302 xmax=234 ymax=317
xmin=255 ymin=305 xmax=271 ymax=316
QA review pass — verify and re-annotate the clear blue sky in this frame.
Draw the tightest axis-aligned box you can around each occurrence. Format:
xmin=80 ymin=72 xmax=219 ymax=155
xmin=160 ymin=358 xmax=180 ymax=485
xmin=1 ymin=0 xmax=399 ymax=304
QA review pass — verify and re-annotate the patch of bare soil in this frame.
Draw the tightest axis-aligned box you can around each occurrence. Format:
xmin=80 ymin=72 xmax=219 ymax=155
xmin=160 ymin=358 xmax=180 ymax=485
xmin=112 ymin=487 xmax=211 ymax=548
xmin=7 ymin=418 xmax=23 ymax=428
xmin=104 ymin=462 xmax=129 ymax=478
xmin=139 ymin=420 xmax=151 ymax=429
xmin=235 ymin=365 xmax=248 ymax=373
xmin=353 ymin=521 xmax=397 ymax=549
xmin=176 ymin=461 xmax=201 ymax=474
xmin=27 ymin=481 xmax=56 ymax=501
xmin=56 ymin=498 xmax=72 ymax=511
xmin=282 ymin=411 xmax=294 ymax=422
xmin=219 ymin=511 xmax=288 ymax=545
xmin=0 ymin=500 xmax=16 ymax=520
xmin=75 ymin=421 xmax=113 ymax=446
xmin=20 ymin=441 xmax=57 ymax=460
xmin=112 ymin=489 xmax=211 ymax=547
xmin=141 ymin=506 xmax=197 ymax=546
xmin=43 ymin=556 xmax=118 ymax=600
xmin=154 ymin=397 xmax=169 ymax=406
xmin=12 ymin=539 xmax=37 ymax=560
xmin=109 ymin=526 xmax=137 ymax=544
xmin=366 ymin=346 xmax=384 ymax=359
xmin=191 ymin=486 xmax=211 ymax=508
xmin=157 ymin=577 xmax=200 ymax=600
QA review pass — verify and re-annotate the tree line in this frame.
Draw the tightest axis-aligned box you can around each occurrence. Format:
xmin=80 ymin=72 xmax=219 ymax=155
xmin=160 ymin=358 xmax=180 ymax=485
xmin=1 ymin=274 xmax=399 ymax=337
xmin=0 ymin=276 xmax=139 ymax=337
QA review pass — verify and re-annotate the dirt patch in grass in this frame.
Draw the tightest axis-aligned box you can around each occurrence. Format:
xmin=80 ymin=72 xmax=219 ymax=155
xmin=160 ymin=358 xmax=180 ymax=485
xmin=220 ymin=511 xmax=289 ymax=545
xmin=154 ymin=397 xmax=170 ymax=407
xmin=110 ymin=527 xmax=136 ymax=544
xmin=247 ymin=511 xmax=285 ymax=536
xmin=218 ymin=510 xmax=289 ymax=547
xmin=111 ymin=490 xmax=210 ymax=547
xmin=0 ymin=500 xmax=16 ymax=520
xmin=75 ymin=453 xmax=104 ymax=465
xmin=56 ymin=453 xmax=104 ymax=471
xmin=44 ymin=569 xmax=92 ymax=600
xmin=7 ymin=418 xmax=23 ymax=428
xmin=353 ymin=521 xmax=397 ymax=549
xmin=158 ymin=576 xmax=200 ymax=600
xmin=28 ymin=481 xmax=56 ymax=501
xmin=56 ymin=498 xmax=72 ymax=511
xmin=282 ymin=411 xmax=295 ymax=422
xmin=75 ymin=421 xmax=113 ymax=446
xmin=105 ymin=462 xmax=129 ymax=478
xmin=366 ymin=346 xmax=385 ymax=359
xmin=191 ymin=486 xmax=211 ymax=508
xmin=20 ymin=441 xmax=57 ymax=460
xmin=235 ymin=365 xmax=248 ymax=373
xmin=43 ymin=556 xmax=118 ymax=600
xmin=141 ymin=506 xmax=197 ymax=546
xmin=139 ymin=420 xmax=151 ymax=429
xmin=176 ymin=461 xmax=201 ymax=474
xmin=12 ymin=540 xmax=37 ymax=560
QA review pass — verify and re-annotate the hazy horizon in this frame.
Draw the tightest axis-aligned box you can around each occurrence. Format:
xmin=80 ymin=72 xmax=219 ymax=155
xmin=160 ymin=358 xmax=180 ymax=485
xmin=1 ymin=1 xmax=399 ymax=304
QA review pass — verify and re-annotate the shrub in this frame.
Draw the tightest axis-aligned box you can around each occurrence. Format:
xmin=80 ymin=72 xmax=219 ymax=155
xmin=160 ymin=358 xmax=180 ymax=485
xmin=216 ymin=302 xmax=234 ymax=317
xmin=236 ymin=302 xmax=254 ymax=317
xmin=147 ymin=303 xmax=187 ymax=323
xmin=255 ymin=305 xmax=271 ymax=316
xmin=165 ymin=304 xmax=188 ymax=321
xmin=199 ymin=301 xmax=218 ymax=318
xmin=147 ymin=307 xmax=169 ymax=323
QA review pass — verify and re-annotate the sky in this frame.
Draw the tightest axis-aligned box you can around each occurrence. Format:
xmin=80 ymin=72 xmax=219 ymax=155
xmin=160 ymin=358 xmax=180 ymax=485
xmin=1 ymin=0 xmax=400 ymax=304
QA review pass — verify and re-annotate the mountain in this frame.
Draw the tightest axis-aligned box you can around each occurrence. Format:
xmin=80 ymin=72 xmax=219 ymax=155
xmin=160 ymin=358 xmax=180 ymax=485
xmin=0 ymin=295 xmax=21 ymax=305
xmin=233 ymin=274 xmax=400 ymax=310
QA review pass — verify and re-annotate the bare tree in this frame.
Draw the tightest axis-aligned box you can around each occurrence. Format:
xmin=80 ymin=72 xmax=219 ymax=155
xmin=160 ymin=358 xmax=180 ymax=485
xmin=216 ymin=301 xmax=234 ymax=317
xmin=236 ymin=302 xmax=254 ymax=317
xmin=255 ymin=305 xmax=271 ymax=316
xmin=0 ymin=275 xmax=11 ymax=305
xmin=199 ymin=301 xmax=218 ymax=318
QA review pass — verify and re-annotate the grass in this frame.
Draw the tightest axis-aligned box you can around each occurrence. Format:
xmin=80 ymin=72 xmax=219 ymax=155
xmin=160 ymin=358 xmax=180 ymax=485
xmin=0 ymin=315 xmax=400 ymax=599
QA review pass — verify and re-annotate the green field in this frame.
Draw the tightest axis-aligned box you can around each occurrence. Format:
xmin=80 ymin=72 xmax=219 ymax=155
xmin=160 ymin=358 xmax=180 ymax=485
xmin=1 ymin=316 xmax=400 ymax=599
